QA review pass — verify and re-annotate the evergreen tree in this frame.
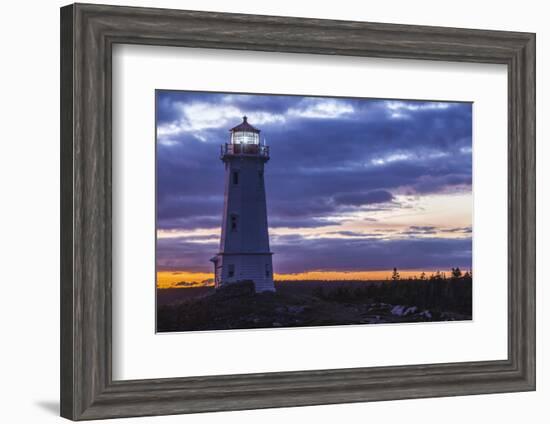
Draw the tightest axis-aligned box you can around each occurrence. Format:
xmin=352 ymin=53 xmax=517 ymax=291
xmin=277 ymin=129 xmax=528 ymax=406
xmin=431 ymin=270 xmax=442 ymax=280
xmin=451 ymin=267 xmax=462 ymax=278
xmin=391 ymin=267 xmax=400 ymax=281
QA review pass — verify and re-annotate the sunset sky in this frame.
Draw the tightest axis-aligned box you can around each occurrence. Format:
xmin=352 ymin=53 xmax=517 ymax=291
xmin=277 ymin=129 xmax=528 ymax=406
xmin=156 ymin=91 xmax=472 ymax=288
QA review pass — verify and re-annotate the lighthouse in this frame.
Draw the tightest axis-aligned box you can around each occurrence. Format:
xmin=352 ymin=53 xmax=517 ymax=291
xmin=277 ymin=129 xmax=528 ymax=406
xmin=210 ymin=116 xmax=275 ymax=292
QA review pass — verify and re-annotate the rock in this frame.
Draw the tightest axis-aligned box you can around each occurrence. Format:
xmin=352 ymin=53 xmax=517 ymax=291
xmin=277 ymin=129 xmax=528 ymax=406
xmin=420 ymin=310 xmax=432 ymax=319
xmin=391 ymin=305 xmax=418 ymax=317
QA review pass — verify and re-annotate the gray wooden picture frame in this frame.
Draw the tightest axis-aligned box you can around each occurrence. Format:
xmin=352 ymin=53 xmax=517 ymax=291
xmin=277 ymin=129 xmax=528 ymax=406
xmin=60 ymin=3 xmax=536 ymax=421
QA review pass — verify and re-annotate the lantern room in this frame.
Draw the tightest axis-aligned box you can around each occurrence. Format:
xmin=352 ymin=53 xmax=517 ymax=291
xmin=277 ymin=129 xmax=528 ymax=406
xmin=230 ymin=116 xmax=260 ymax=145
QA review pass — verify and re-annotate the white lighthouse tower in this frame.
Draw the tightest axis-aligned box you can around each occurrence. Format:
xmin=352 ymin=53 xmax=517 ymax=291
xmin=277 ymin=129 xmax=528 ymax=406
xmin=210 ymin=116 xmax=275 ymax=292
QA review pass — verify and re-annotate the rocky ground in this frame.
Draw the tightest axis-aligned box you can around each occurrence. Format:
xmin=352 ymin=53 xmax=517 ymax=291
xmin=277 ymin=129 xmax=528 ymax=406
xmin=157 ymin=280 xmax=471 ymax=332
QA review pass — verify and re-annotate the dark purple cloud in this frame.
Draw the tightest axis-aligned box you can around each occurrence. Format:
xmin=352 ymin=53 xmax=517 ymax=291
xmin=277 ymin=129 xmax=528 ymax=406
xmin=157 ymin=233 xmax=472 ymax=274
xmin=400 ymin=226 xmax=438 ymax=236
xmin=272 ymin=235 xmax=472 ymax=274
xmin=333 ymin=190 xmax=394 ymax=206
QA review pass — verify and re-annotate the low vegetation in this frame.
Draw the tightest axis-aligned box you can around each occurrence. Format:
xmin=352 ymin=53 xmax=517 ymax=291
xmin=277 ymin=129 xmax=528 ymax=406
xmin=157 ymin=269 xmax=472 ymax=332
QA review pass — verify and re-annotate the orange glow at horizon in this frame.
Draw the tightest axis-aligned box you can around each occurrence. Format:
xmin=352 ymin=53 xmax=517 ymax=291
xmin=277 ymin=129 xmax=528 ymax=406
xmin=156 ymin=269 xmax=458 ymax=289
xmin=157 ymin=271 xmax=215 ymax=289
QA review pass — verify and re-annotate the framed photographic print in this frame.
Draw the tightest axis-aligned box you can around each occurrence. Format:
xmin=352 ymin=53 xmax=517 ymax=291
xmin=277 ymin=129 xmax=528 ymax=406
xmin=60 ymin=3 xmax=535 ymax=420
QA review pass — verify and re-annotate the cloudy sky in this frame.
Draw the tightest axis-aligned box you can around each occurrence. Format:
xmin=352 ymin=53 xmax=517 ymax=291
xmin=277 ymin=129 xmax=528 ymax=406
xmin=156 ymin=90 xmax=472 ymax=287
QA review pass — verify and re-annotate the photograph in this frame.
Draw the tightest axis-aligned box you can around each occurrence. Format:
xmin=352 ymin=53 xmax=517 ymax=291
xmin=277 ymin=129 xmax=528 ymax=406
xmin=155 ymin=90 xmax=473 ymax=332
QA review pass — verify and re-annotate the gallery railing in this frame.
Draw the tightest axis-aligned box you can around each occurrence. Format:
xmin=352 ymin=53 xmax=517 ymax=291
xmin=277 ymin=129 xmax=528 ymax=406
xmin=221 ymin=143 xmax=270 ymax=158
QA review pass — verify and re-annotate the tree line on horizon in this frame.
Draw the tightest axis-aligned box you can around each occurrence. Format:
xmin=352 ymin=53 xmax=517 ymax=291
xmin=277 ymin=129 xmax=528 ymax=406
xmin=163 ymin=267 xmax=473 ymax=290
xmin=308 ymin=267 xmax=472 ymax=315
xmin=390 ymin=267 xmax=472 ymax=282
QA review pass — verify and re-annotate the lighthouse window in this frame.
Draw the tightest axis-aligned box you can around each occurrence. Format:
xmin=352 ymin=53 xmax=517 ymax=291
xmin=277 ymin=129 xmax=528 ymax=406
xmin=232 ymin=171 xmax=239 ymax=185
xmin=265 ymin=264 xmax=271 ymax=277
xmin=230 ymin=214 xmax=239 ymax=231
xmin=232 ymin=131 xmax=259 ymax=145
xmin=228 ymin=264 xmax=235 ymax=278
